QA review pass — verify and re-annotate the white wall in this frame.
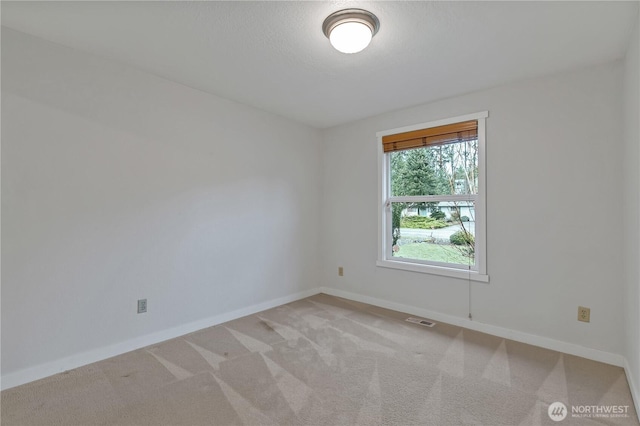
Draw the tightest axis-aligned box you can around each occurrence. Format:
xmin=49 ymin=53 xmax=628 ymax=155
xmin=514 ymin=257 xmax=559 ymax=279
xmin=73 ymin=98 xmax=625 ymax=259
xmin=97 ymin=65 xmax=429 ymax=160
xmin=1 ymin=28 xmax=322 ymax=384
xmin=623 ymin=10 xmax=640 ymax=411
xmin=321 ymin=61 xmax=625 ymax=357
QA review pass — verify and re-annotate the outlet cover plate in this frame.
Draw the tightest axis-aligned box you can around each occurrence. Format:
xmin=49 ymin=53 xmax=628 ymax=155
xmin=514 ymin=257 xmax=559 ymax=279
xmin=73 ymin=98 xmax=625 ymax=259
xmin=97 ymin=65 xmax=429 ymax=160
xmin=138 ymin=299 xmax=147 ymax=314
xmin=578 ymin=306 xmax=590 ymax=322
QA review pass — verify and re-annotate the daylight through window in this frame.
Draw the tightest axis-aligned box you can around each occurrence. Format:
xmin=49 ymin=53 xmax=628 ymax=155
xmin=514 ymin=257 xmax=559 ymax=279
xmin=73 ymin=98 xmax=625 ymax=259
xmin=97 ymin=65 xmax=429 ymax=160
xmin=377 ymin=112 xmax=488 ymax=281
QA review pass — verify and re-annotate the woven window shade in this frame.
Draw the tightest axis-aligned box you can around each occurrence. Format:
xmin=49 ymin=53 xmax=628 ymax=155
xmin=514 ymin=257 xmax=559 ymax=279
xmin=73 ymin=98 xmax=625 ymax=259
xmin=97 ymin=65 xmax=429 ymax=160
xmin=382 ymin=120 xmax=478 ymax=153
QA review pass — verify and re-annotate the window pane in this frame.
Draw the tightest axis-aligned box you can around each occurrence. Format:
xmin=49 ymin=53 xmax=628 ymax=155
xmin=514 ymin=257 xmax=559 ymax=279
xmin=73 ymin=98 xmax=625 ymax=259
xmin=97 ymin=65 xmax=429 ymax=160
xmin=390 ymin=140 xmax=478 ymax=196
xmin=391 ymin=201 xmax=475 ymax=267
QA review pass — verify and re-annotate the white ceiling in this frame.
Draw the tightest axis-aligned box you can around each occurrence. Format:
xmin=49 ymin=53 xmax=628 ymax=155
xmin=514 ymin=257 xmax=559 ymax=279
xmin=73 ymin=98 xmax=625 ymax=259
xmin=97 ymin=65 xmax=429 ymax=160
xmin=2 ymin=1 xmax=638 ymax=128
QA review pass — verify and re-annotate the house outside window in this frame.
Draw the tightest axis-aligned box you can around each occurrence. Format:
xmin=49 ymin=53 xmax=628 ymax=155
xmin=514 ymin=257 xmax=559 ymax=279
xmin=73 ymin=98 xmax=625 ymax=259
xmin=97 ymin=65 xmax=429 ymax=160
xmin=376 ymin=112 xmax=489 ymax=282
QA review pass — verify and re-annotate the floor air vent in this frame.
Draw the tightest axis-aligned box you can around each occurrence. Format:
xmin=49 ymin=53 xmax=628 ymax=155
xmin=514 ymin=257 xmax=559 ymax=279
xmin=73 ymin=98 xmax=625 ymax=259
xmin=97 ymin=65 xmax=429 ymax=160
xmin=406 ymin=317 xmax=436 ymax=327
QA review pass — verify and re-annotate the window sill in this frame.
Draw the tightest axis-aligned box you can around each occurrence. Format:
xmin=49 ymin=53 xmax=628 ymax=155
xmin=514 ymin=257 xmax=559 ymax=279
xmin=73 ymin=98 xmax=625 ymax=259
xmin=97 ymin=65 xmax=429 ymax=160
xmin=376 ymin=259 xmax=489 ymax=282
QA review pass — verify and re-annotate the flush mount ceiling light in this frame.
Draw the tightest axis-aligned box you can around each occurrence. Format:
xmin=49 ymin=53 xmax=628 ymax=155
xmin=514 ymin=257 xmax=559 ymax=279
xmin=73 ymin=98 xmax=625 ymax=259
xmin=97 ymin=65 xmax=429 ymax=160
xmin=322 ymin=9 xmax=380 ymax=54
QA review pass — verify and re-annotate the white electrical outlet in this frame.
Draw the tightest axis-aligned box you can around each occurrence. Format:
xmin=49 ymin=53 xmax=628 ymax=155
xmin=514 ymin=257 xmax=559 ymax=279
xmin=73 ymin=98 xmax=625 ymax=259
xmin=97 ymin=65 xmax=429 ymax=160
xmin=138 ymin=299 xmax=147 ymax=314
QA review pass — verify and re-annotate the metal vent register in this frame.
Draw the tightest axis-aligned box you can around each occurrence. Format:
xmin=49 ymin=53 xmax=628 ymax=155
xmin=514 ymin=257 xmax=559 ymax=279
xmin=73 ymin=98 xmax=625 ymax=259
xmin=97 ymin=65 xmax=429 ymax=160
xmin=405 ymin=317 xmax=436 ymax=327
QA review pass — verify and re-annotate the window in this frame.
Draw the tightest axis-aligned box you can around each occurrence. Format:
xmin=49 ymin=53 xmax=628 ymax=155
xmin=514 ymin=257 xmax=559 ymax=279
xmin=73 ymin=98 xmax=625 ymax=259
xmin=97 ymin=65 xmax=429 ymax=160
xmin=377 ymin=112 xmax=488 ymax=282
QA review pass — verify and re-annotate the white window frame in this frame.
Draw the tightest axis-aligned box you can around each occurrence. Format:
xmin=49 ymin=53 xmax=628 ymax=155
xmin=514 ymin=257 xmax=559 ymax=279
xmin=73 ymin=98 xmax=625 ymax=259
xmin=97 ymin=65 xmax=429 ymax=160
xmin=376 ymin=111 xmax=489 ymax=282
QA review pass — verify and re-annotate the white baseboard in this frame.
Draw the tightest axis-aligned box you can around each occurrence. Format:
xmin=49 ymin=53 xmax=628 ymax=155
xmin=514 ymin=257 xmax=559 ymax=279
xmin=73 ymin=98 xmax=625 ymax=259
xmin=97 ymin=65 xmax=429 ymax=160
xmin=624 ymin=358 xmax=640 ymax=420
xmin=319 ymin=286 xmax=625 ymax=367
xmin=1 ymin=287 xmax=320 ymax=391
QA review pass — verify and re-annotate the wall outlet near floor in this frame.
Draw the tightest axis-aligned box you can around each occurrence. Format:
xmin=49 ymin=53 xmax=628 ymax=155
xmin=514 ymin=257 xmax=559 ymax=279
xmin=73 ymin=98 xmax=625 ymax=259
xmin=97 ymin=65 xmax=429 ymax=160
xmin=578 ymin=306 xmax=590 ymax=322
xmin=338 ymin=266 xmax=344 ymax=277
xmin=137 ymin=299 xmax=147 ymax=314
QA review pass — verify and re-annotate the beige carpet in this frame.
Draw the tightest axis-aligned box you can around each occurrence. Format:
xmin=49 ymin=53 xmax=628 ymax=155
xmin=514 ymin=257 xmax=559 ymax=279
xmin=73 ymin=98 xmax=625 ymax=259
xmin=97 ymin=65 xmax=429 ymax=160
xmin=1 ymin=294 xmax=638 ymax=425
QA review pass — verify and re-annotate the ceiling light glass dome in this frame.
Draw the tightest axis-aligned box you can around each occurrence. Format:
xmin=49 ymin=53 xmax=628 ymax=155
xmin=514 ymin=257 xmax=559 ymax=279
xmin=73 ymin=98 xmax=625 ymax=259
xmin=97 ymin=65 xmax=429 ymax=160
xmin=322 ymin=9 xmax=380 ymax=54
